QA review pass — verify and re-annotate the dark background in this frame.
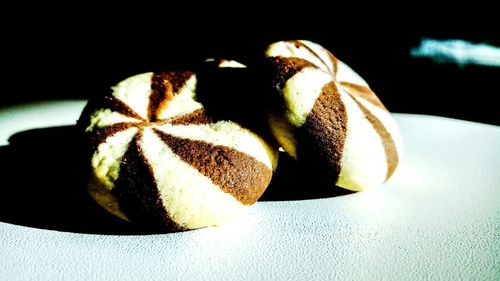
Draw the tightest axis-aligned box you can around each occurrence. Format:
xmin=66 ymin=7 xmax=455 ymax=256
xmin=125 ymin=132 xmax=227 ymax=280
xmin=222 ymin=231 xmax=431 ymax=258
xmin=2 ymin=16 xmax=499 ymax=125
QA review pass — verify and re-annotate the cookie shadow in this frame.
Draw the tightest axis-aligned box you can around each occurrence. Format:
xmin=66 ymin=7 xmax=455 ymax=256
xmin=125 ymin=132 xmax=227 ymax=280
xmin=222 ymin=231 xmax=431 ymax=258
xmin=0 ymin=126 xmax=147 ymax=235
xmin=259 ymin=152 xmax=354 ymax=201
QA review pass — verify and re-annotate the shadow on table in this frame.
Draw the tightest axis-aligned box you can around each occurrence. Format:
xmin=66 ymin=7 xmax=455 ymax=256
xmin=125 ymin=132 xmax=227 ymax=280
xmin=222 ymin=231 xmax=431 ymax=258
xmin=0 ymin=126 xmax=351 ymax=234
xmin=259 ymin=152 xmax=353 ymax=201
xmin=0 ymin=126 xmax=148 ymax=235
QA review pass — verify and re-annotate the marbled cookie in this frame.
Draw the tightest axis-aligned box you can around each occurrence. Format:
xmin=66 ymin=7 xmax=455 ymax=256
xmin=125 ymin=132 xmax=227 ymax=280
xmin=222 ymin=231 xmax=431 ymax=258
xmin=79 ymin=70 xmax=278 ymax=231
xmin=264 ymin=40 xmax=403 ymax=191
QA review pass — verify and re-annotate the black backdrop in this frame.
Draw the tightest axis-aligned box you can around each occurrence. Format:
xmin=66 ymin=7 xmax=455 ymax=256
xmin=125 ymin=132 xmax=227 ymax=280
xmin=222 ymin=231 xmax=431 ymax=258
xmin=2 ymin=18 xmax=499 ymax=125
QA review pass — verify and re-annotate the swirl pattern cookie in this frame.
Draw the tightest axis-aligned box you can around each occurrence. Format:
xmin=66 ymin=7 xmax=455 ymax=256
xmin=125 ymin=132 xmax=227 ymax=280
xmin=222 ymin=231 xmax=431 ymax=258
xmin=80 ymin=70 xmax=278 ymax=231
xmin=265 ymin=40 xmax=403 ymax=191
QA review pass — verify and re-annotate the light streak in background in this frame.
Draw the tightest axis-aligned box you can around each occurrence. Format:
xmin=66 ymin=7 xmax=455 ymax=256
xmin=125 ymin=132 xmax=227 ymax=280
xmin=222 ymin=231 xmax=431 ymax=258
xmin=411 ymin=38 xmax=500 ymax=67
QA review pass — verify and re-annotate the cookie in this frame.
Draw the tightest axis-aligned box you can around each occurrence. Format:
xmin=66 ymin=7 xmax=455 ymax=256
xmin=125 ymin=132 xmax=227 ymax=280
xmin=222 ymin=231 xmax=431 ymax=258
xmin=79 ymin=70 xmax=278 ymax=231
xmin=264 ymin=40 xmax=403 ymax=191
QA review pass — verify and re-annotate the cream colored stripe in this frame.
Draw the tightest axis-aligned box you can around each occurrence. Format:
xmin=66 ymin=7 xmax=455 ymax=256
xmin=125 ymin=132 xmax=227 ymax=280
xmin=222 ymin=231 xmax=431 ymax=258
xmin=86 ymin=108 xmax=142 ymax=132
xmin=140 ymin=128 xmax=246 ymax=229
xmin=91 ymin=127 xmax=138 ymax=190
xmin=336 ymin=89 xmax=387 ymax=191
xmin=300 ymin=40 xmax=337 ymax=74
xmin=282 ymin=67 xmax=332 ymax=127
xmin=154 ymin=121 xmax=275 ymax=169
xmin=352 ymin=96 xmax=403 ymax=157
xmin=217 ymin=59 xmax=246 ymax=68
xmin=112 ymin=72 xmax=153 ymax=120
xmin=335 ymin=60 xmax=369 ymax=87
xmin=155 ymin=75 xmax=203 ymax=120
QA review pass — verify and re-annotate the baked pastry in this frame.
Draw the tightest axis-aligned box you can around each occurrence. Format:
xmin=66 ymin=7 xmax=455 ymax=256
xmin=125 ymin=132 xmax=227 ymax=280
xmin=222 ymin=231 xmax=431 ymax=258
xmin=264 ymin=40 xmax=403 ymax=191
xmin=79 ymin=69 xmax=278 ymax=231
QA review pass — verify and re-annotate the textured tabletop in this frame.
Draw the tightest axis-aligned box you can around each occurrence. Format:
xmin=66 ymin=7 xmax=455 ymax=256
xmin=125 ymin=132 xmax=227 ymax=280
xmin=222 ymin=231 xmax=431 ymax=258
xmin=1 ymin=102 xmax=499 ymax=280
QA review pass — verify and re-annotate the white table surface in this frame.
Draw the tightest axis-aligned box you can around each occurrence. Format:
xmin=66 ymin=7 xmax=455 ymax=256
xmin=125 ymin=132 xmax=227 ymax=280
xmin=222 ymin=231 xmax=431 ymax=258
xmin=0 ymin=101 xmax=499 ymax=280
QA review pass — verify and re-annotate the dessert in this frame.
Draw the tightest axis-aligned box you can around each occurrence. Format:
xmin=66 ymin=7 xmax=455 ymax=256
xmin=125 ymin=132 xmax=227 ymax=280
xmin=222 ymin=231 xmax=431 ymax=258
xmin=79 ymin=69 xmax=278 ymax=231
xmin=264 ymin=40 xmax=403 ymax=191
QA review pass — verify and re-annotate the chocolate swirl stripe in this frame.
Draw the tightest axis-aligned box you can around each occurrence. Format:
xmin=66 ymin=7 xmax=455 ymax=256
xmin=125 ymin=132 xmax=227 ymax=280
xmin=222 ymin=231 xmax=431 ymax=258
xmin=339 ymin=82 xmax=386 ymax=110
xmin=169 ymin=108 xmax=214 ymax=125
xmin=149 ymin=72 xmax=194 ymax=122
xmin=327 ymin=52 xmax=339 ymax=78
xmin=268 ymin=56 xmax=315 ymax=89
xmin=153 ymin=129 xmax=272 ymax=205
xmin=112 ymin=129 xmax=180 ymax=231
xmin=298 ymin=81 xmax=347 ymax=186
